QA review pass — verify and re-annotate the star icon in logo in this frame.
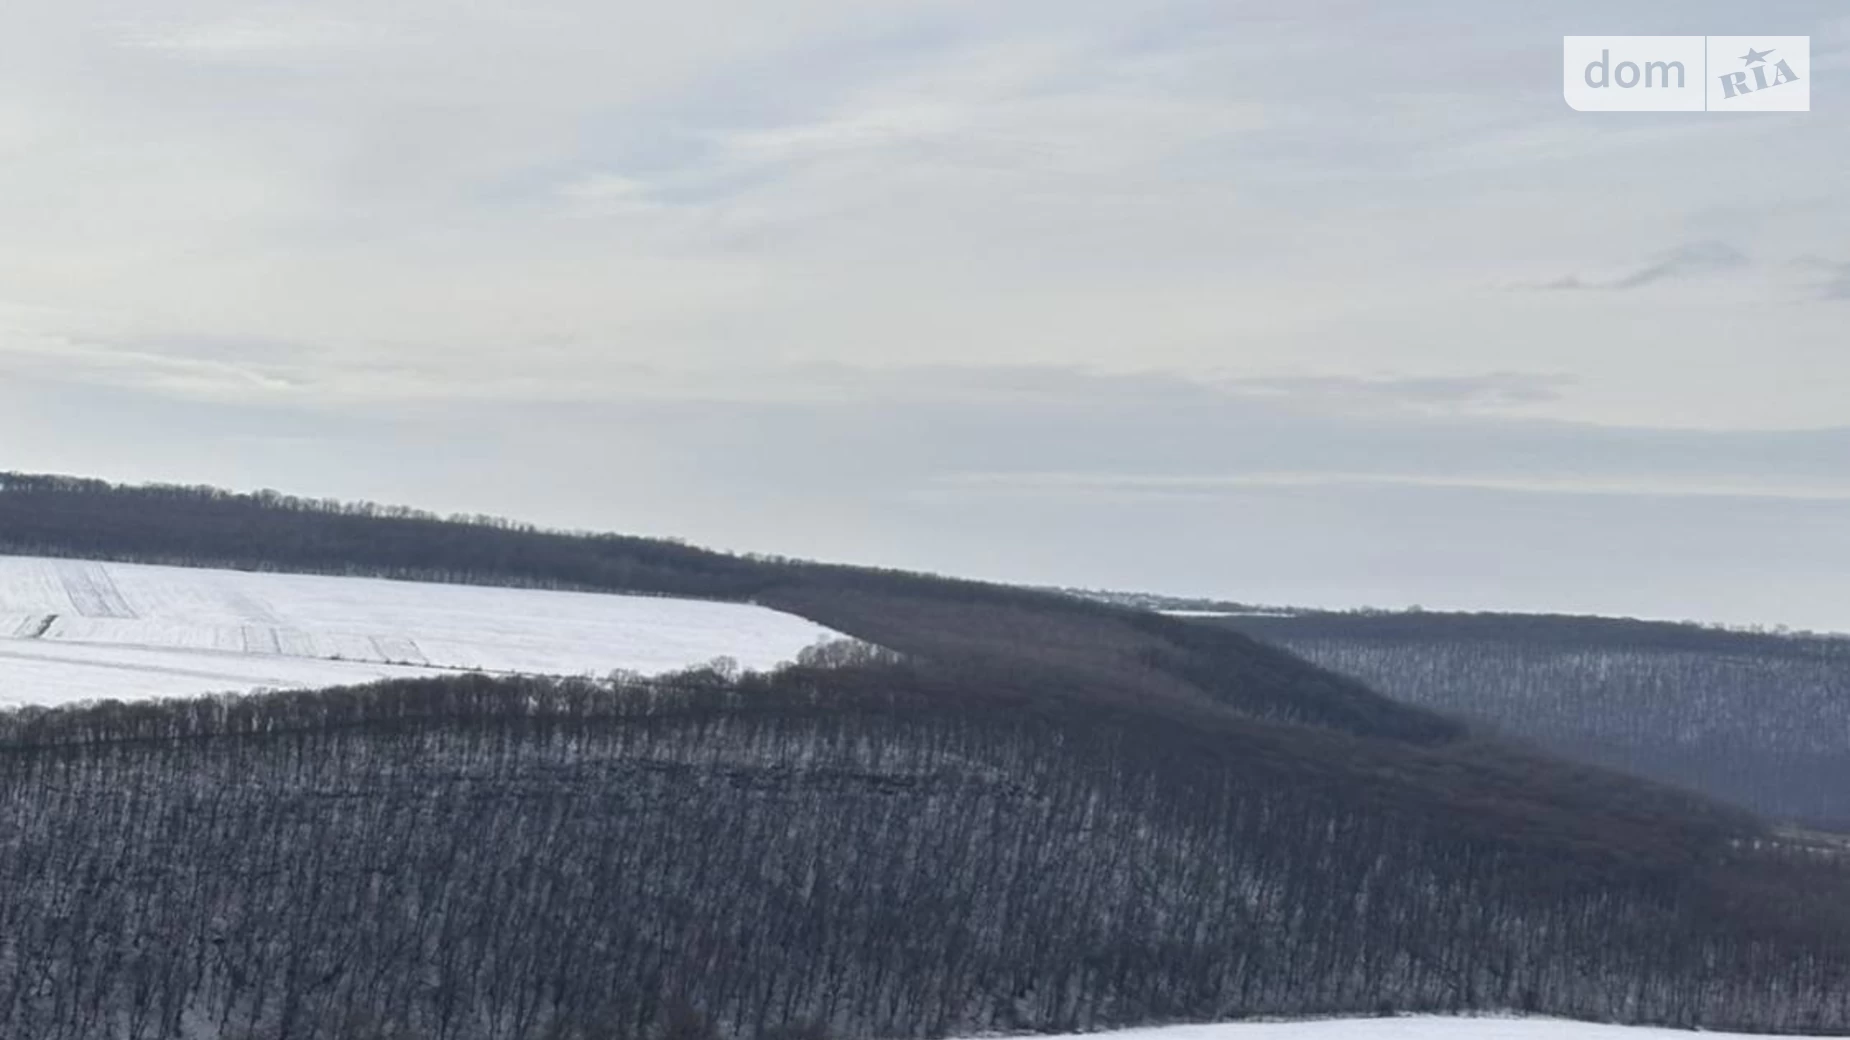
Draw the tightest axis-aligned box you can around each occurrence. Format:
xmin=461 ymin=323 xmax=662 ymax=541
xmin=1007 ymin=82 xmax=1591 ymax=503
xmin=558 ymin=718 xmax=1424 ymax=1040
xmin=1740 ymin=46 xmax=1775 ymax=66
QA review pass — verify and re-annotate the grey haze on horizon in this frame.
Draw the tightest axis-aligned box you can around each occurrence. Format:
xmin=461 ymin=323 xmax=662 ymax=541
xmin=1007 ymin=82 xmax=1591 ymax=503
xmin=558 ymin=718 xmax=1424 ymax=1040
xmin=2 ymin=0 xmax=1847 ymax=631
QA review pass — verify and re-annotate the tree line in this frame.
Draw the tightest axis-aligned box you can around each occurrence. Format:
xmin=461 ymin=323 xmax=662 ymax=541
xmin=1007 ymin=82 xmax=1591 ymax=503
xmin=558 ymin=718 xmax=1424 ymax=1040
xmin=0 ymin=472 xmax=771 ymax=600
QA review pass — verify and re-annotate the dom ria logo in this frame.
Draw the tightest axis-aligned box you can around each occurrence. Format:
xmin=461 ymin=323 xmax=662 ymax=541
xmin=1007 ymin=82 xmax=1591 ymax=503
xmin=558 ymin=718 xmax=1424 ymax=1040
xmin=1564 ymin=36 xmax=1809 ymax=112
xmin=1715 ymin=46 xmax=1801 ymax=99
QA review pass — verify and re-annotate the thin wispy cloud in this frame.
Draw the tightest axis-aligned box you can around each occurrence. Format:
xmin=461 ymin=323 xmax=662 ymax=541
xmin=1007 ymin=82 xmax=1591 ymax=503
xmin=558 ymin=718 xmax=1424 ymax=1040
xmin=122 ymin=11 xmax=390 ymax=57
xmin=932 ymin=469 xmax=1850 ymax=503
xmin=1223 ymin=373 xmax=1578 ymax=413
xmin=1528 ymin=241 xmax=1750 ymax=291
xmin=1794 ymin=255 xmax=1850 ymax=300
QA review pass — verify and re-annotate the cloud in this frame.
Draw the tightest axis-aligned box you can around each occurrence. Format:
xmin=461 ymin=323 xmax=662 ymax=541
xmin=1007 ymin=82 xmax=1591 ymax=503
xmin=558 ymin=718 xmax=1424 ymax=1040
xmin=1221 ymin=373 xmax=1577 ymax=413
xmin=436 ymin=363 xmax=1850 ymax=504
xmin=930 ymin=469 xmax=1850 ymax=503
xmin=122 ymin=11 xmax=389 ymax=57
xmin=0 ymin=332 xmax=306 ymax=399
xmin=555 ymin=173 xmax=668 ymax=216
xmin=719 ymin=102 xmax=966 ymax=163
xmin=1794 ymin=255 xmax=1850 ymax=300
xmin=1527 ymin=241 xmax=1750 ymax=291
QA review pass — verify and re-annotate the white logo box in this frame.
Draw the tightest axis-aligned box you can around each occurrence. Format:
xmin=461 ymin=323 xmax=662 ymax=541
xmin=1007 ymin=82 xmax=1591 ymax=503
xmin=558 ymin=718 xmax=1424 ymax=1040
xmin=1564 ymin=36 xmax=1810 ymax=112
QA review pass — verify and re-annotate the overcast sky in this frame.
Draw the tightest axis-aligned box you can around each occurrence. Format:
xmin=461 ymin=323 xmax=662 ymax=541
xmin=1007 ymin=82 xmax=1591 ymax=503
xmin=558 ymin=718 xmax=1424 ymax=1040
xmin=2 ymin=0 xmax=1847 ymax=630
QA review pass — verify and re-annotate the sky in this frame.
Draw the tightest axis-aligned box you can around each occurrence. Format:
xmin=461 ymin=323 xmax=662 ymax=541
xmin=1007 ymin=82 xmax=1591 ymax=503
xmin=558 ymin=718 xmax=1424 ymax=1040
xmin=1 ymin=0 xmax=1847 ymax=631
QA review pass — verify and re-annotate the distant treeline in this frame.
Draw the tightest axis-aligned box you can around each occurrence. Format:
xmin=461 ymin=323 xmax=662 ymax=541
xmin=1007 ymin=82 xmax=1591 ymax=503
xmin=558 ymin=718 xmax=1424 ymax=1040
xmin=1216 ymin=612 xmax=1850 ymax=829
xmin=4 ymin=665 xmax=1850 ymax=1040
xmin=0 ymin=472 xmax=771 ymax=599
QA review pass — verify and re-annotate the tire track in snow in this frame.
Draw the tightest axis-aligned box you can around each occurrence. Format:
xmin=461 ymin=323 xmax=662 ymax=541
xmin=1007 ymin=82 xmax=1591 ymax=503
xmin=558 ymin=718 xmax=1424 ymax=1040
xmin=0 ymin=642 xmax=458 ymax=687
xmin=242 ymin=626 xmax=284 ymax=655
xmin=370 ymin=635 xmax=430 ymax=666
xmin=55 ymin=562 xmax=138 ymax=619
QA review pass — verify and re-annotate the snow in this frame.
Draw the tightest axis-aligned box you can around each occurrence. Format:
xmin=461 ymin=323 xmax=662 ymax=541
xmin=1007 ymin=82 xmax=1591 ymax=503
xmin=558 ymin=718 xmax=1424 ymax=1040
xmin=1159 ymin=610 xmax=1297 ymax=619
xmin=1006 ymin=1018 xmax=1830 ymax=1040
xmin=0 ymin=555 xmax=845 ymax=707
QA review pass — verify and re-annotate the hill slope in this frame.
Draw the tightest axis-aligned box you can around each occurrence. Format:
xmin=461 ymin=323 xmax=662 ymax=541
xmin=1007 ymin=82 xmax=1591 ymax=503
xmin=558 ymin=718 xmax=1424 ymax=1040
xmin=0 ymin=472 xmax=1459 ymax=743
xmin=3 ymin=473 xmax=1850 ymax=1039
xmin=1206 ymin=611 xmax=1850 ymax=829
xmin=6 ymin=667 xmax=1849 ymax=1040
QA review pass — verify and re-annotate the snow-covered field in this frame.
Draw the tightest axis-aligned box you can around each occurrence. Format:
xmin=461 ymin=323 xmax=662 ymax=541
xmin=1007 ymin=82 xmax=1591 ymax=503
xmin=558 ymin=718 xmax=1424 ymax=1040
xmin=0 ymin=555 xmax=844 ymax=707
xmin=1015 ymin=1018 xmax=1829 ymax=1040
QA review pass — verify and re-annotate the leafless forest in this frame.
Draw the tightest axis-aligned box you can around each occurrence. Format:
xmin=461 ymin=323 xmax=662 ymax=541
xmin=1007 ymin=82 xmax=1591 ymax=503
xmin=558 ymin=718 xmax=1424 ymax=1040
xmin=3 ymin=476 xmax=1850 ymax=1039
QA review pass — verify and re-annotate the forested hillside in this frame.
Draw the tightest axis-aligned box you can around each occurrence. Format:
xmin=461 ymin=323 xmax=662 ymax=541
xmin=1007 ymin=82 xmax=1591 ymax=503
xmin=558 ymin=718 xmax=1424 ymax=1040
xmin=1211 ymin=612 xmax=1850 ymax=829
xmin=6 ymin=472 xmax=1850 ymax=1039
xmin=4 ymin=662 xmax=1850 ymax=1040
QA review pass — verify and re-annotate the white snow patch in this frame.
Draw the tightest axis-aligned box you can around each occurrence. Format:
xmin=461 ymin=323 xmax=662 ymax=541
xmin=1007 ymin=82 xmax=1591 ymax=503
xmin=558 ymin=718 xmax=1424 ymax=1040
xmin=0 ymin=555 xmax=845 ymax=707
xmin=1160 ymin=610 xmax=1297 ymax=619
